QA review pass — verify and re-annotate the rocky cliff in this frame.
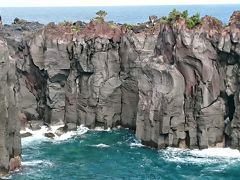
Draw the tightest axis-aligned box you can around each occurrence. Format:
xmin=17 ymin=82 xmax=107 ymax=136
xmin=0 ymin=37 xmax=21 ymax=175
xmin=0 ymin=20 xmax=42 ymax=174
xmin=0 ymin=12 xmax=240 ymax=168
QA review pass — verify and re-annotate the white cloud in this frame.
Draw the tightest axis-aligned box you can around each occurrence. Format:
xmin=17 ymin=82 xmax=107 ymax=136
xmin=0 ymin=0 xmax=238 ymax=7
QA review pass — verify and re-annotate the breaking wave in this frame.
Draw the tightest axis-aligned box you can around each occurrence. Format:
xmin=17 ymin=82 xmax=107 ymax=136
xmin=21 ymin=160 xmax=53 ymax=167
xmin=161 ymin=147 xmax=240 ymax=165
xmin=90 ymin=144 xmax=110 ymax=148
xmin=21 ymin=125 xmax=89 ymax=147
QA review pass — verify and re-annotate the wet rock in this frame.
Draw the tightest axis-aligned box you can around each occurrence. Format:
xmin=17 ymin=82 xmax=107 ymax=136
xmin=55 ymin=127 xmax=66 ymax=136
xmin=66 ymin=123 xmax=77 ymax=131
xmin=73 ymin=21 xmax=86 ymax=27
xmin=28 ymin=121 xmax=42 ymax=131
xmin=20 ymin=132 xmax=32 ymax=138
xmin=8 ymin=156 xmax=21 ymax=172
xmin=44 ymin=132 xmax=55 ymax=139
xmin=0 ymin=169 xmax=8 ymax=177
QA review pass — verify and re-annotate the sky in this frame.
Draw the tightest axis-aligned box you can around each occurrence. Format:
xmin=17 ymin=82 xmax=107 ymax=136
xmin=0 ymin=0 xmax=238 ymax=7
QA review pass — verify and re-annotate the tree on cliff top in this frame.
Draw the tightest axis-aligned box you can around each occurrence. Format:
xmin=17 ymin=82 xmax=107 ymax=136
xmin=96 ymin=10 xmax=107 ymax=19
xmin=94 ymin=10 xmax=108 ymax=22
xmin=160 ymin=9 xmax=201 ymax=29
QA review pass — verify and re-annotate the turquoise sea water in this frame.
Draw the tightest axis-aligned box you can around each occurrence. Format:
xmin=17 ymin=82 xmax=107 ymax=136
xmin=10 ymin=128 xmax=240 ymax=180
xmin=0 ymin=5 xmax=239 ymax=25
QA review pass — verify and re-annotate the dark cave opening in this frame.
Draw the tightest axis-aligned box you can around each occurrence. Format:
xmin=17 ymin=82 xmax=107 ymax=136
xmin=224 ymin=94 xmax=236 ymax=147
xmin=227 ymin=94 xmax=235 ymax=121
xmin=185 ymin=131 xmax=190 ymax=148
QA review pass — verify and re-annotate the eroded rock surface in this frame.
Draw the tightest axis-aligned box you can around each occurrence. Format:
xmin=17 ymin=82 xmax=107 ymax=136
xmin=0 ymin=38 xmax=21 ymax=174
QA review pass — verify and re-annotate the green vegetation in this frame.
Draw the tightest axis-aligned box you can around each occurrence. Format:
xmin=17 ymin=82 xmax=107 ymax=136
xmin=182 ymin=10 xmax=189 ymax=19
xmin=96 ymin=10 xmax=107 ymax=19
xmin=108 ymin=21 xmax=118 ymax=28
xmin=58 ymin=21 xmax=81 ymax=33
xmin=94 ymin=10 xmax=108 ymax=23
xmin=186 ymin=13 xmax=201 ymax=29
xmin=168 ymin=9 xmax=183 ymax=21
xmin=160 ymin=9 xmax=201 ymax=29
xmin=123 ymin=23 xmax=134 ymax=30
xmin=71 ymin=25 xmax=81 ymax=33
xmin=58 ymin=20 xmax=72 ymax=27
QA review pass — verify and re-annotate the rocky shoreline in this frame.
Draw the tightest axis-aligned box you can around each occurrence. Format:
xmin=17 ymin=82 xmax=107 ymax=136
xmin=0 ymin=10 xmax=240 ymax=174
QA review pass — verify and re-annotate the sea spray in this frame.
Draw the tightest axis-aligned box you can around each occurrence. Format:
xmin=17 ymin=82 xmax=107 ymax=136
xmin=90 ymin=144 xmax=110 ymax=148
xmin=21 ymin=124 xmax=89 ymax=146
xmin=21 ymin=160 xmax=53 ymax=167
xmin=190 ymin=147 xmax=240 ymax=158
xmin=161 ymin=147 xmax=240 ymax=165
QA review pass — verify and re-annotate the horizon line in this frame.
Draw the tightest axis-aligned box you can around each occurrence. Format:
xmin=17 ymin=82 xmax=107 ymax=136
xmin=0 ymin=3 xmax=239 ymax=8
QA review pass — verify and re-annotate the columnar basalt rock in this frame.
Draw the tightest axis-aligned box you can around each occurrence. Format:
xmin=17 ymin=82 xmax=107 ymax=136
xmin=219 ymin=11 xmax=240 ymax=149
xmin=164 ymin=17 xmax=225 ymax=149
xmin=27 ymin=22 xmax=124 ymax=129
xmin=0 ymin=38 xmax=21 ymax=174
xmin=1 ymin=12 xmax=240 ymax=156
xmin=136 ymin=56 xmax=186 ymax=148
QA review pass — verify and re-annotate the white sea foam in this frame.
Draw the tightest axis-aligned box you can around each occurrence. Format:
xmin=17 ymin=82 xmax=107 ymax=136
xmin=130 ymin=139 xmax=145 ymax=148
xmin=0 ymin=175 xmax=12 ymax=179
xmin=112 ymin=125 xmax=122 ymax=130
xmin=91 ymin=143 xmax=110 ymax=148
xmin=21 ymin=126 xmax=49 ymax=146
xmin=161 ymin=147 xmax=240 ymax=165
xmin=94 ymin=126 xmax=111 ymax=132
xmin=54 ymin=125 xmax=89 ymax=141
xmin=21 ymin=124 xmax=89 ymax=146
xmin=130 ymin=142 xmax=145 ymax=147
xmin=21 ymin=160 xmax=53 ymax=167
xmin=94 ymin=126 xmax=105 ymax=131
xmin=190 ymin=147 xmax=240 ymax=158
xmin=54 ymin=131 xmax=76 ymax=141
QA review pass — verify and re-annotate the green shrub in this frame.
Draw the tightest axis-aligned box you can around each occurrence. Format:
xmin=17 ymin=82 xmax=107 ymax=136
xmin=96 ymin=10 xmax=107 ymax=19
xmin=58 ymin=21 xmax=81 ymax=33
xmin=161 ymin=16 xmax=168 ymax=21
xmin=71 ymin=25 xmax=81 ymax=33
xmin=94 ymin=10 xmax=108 ymax=23
xmin=123 ymin=23 xmax=134 ymax=30
xmin=161 ymin=9 xmax=201 ymax=29
xmin=168 ymin=8 xmax=182 ymax=21
xmin=58 ymin=20 xmax=72 ymax=26
xmin=182 ymin=10 xmax=189 ymax=19
xmin=108 ymin=21 xmax=118 ymax=28
xmin=159 ymin=16 xmax=168 ymax=23
xmin=186 ymin=13 xmax=201 ymax=29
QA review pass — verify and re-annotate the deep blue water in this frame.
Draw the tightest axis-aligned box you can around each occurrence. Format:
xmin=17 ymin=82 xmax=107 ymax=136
xmin=0 ymin=5 xmax=239 ymax=25
xmin=10 ymin=128 xmax=240 ymax=180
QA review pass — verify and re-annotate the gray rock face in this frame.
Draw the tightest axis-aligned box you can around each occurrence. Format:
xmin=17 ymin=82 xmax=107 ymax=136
xmin=0 ymin=38 xmax=21 ymax=173
xmin=136 ymin=56 xmax=185 ymax=148
xmin=28 ymin=28 xmax=123 ymax=129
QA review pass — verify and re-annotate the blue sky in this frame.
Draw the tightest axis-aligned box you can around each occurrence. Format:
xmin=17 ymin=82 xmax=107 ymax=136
xmin=0 ymin=0 xmax=238 ymax=7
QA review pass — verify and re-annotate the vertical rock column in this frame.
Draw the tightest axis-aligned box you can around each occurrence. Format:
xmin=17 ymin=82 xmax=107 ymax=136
xmin=0 ymin=38 xmax=21 ymax=175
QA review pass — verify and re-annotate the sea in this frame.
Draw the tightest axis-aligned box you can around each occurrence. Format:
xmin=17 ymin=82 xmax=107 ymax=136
xmin=6 ymin=126 xmax=240 ymax=180
xmin=0 ymin=5 xmax=239 ymax=25
xmin=1 ymin=4 xmax=240 ymax=180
